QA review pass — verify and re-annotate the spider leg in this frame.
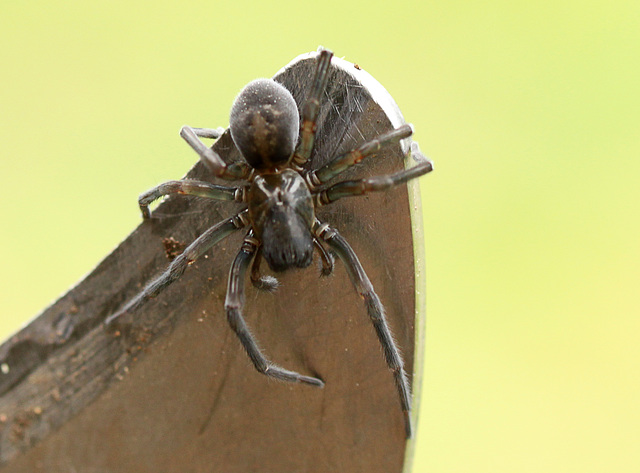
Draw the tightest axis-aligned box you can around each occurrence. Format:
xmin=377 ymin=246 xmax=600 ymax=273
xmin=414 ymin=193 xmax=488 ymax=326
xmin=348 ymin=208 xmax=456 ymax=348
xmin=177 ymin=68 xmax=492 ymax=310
xmin=291 ymin=48 xmax=333 ymax=169
xmin=315 ymin=221 xmax=413 ymax=438
xmin=190 ymin=127 xmax=226 ymax=139
xmin=138 ymin=180 xmax=245 ymax=219
xmin=180 ymin=125 xmax=252 ymax=181
xmin=305 ymin=124 xmax=414 ymax=189
xmin=226 ymin=235 xmax=324 ymax=387
xmin=249 ymin=246 xmax=280 ymax=292
xmin=104 ymin=210 xmax=249 ymax=326
xmin=313 ymin=238 xmax=334 ymax=277
xmin=315 ymin=142 xmax=433 ymax=207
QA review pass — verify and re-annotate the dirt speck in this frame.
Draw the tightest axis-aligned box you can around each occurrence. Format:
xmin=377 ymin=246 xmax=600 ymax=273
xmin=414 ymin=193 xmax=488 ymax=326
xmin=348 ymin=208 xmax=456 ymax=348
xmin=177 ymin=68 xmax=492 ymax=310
xmin=163 ymin=237 xmax=187 ymax=260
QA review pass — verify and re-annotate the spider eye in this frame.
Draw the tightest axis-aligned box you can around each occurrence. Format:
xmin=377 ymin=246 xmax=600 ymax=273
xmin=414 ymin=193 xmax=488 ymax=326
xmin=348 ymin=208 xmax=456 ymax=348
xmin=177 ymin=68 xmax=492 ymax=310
xmin=229 ymin=79 xmax=299 ymax=171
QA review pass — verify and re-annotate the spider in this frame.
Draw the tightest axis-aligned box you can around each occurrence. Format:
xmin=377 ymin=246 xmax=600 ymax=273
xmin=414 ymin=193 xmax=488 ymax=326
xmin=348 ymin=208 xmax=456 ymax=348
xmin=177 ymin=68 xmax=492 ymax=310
xmin=105 ymin=48 xmax=433 ymax=438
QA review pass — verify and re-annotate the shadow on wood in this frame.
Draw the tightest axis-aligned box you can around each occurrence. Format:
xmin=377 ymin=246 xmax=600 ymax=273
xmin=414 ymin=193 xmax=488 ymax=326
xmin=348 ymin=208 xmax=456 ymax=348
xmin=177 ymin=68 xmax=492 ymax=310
xmin=0 ymin=52 xmax=425 ymax=473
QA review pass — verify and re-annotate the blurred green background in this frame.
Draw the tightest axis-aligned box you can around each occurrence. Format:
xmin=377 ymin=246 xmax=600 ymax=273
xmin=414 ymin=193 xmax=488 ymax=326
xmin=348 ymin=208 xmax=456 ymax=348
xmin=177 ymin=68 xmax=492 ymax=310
xmin=1 ymin=0 xmax=639 ymax=471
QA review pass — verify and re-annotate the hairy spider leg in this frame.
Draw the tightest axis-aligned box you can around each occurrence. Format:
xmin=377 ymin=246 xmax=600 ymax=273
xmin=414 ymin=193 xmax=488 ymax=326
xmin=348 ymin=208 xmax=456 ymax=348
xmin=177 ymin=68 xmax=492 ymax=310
xmin=180 ymin=125 xmax=252 ymax=180
xmin=313 ymin=238 xmax=335 ymax=276
xmin=138 ymin=180 xmax=244 ymax=219
xmin=316 ymin=222 xmax=413 ymax=438
xmin=291 ymin=48 xmax=333 ymax=169
xmin=225 ymin=235 xmax=325 ymax=387
xmin=315 ymin=142 xmax=434 ymax=206
xmin=104 ymin=210 xmax=249 ymax=326
xmin=305 ymin=124 xmax=414 ymax=189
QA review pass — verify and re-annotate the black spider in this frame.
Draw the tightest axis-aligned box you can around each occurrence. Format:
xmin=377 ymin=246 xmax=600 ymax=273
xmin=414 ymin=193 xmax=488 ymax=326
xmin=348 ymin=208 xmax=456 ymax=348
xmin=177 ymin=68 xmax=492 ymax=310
xmin=105 ymin=48 xmax=433 ymax=438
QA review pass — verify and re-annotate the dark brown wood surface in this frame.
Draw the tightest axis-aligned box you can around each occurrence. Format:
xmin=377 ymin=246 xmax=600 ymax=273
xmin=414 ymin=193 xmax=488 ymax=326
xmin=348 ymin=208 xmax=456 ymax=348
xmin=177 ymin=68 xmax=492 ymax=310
xmin=0 ymin=52 xmax=423 ymax=473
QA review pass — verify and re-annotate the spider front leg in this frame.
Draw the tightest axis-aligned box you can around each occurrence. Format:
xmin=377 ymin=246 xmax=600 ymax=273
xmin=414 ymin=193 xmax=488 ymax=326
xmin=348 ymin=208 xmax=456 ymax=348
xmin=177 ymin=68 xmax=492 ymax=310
xmin=138 ymin=180 xmax=245 ymax=219
xmin=226 ymin=235 xmax=324 ymax=387
xmin=180 ymin=125 xmax=252 ymax=180
xmin=315 ymin=142 xmax=433 ymax=206
xmin=315 ymin=221 xmax=413 ymax=438
xmin=291 ymin=48 xmax=333 ymax=169
xmin=104 ymin=210 xmax=249 ymax=326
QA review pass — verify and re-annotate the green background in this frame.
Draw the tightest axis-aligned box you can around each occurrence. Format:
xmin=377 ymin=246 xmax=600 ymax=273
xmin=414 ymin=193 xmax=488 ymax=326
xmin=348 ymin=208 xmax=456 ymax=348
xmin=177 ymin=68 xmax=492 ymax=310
xmin=1 ymin=0 xmax=638 ymax=471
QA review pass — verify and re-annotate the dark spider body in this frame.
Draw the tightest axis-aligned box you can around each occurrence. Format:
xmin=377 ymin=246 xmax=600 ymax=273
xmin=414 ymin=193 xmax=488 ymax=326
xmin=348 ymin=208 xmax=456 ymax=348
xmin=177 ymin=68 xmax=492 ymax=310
xmin=106 ymin=48 xmax=433 ymax=438
xmin=249 ymin=169 xmax=315 ymax=272
xmin=233 ymin=79 xmax=316 ymax=271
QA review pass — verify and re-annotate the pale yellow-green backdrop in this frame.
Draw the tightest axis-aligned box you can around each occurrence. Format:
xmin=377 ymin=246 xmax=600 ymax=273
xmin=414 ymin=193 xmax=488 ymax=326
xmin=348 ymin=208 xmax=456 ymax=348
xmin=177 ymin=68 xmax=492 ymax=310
xmin=1 ymin=0 xmax=638 ymax=471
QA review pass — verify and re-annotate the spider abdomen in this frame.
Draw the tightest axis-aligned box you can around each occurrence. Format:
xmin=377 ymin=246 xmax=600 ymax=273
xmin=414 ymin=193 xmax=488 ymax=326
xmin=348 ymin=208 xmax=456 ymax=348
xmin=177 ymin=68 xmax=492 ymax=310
xmin=248 ymin=169 xmax=315 ymax=272
xmin=229 ymin=79 xmax=299 ymax=171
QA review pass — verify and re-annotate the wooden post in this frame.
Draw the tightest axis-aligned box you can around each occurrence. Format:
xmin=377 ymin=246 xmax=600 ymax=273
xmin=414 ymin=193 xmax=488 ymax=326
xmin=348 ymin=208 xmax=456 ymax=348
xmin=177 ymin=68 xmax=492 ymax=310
xmin=0 ymin=52 xmax=425 ymax=473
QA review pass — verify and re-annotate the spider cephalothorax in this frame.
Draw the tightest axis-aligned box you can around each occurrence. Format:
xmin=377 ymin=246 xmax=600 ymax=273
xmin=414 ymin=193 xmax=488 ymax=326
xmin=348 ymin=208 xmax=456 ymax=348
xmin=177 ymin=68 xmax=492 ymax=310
xmin=106 ymin=48 xmax=433 ymax=438
xmin=248 ymin=169 xmax=315 ymax=272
